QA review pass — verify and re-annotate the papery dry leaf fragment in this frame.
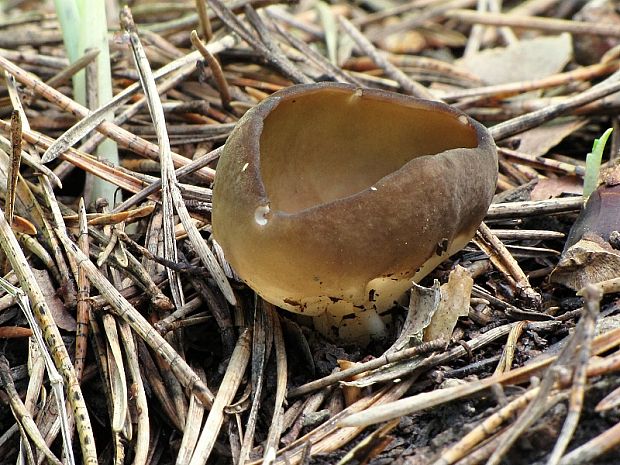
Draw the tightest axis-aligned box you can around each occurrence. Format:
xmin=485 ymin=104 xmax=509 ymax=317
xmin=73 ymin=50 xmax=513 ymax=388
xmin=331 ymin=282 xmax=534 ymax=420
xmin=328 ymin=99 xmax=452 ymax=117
xmin=423 ymin=266 xmax=473 ymax=342
xmin=457 ymin=34 xmax=573 ymax=85
xmin=551 ymin=234 xmax=620 ymax=290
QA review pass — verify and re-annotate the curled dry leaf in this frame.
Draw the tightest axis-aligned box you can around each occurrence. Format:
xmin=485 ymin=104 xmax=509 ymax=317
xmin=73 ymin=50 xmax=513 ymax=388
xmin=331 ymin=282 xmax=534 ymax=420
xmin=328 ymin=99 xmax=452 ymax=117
xmin=423 ymin=266 xmax=473 ymax=343
xmin=550 ymin=233 xmax=620 ymax=291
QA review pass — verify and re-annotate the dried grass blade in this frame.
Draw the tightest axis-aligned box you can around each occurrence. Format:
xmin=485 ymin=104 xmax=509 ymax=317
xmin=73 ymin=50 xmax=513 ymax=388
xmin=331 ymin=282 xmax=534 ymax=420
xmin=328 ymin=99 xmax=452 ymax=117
xmin=0 ymin=211 xmax=95 ymax=463
xmin=0 ymin=134 xmax=61 ymax=188
xmin=238 ymin=300 xmax=271 ymax=464
xmin=547 ymin=286 xmax=601 ymax=465
xmin=264 ymin=306 xmax=287 ymax=460
xmin=121 ymin=7 xmax=235 ymax=305
xmin=189 ymin=329 xmax=251 ymax=465
xmin=102 ymin=314 xmax=129 ymax=433
xmin=55 ymin=230 xmax=215 ymax=407
xmin=121 ymin=7 xmax=184 ymax=307
xmin=175 ymin=366 xmax=206 ymax=465
xmin=0 ymin=52 xmax=225 ymax=180
xmin=36 ymin=34 xmax=233 ymax=164
xmin=6 ymin=110 xmax=21 ymax=226
xmin=118 ymin=321 xmax=149 ymax=465
xmin=490 ymin=70 xmax=620 ymax=141
xmin=0 ymin=355 xmax=63 ymax=465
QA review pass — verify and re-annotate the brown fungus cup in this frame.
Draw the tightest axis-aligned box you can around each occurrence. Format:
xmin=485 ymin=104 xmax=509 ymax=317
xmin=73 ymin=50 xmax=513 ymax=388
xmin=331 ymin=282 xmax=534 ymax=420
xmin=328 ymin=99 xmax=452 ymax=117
xmin=213 ymin=83 xmax=497 ymax=344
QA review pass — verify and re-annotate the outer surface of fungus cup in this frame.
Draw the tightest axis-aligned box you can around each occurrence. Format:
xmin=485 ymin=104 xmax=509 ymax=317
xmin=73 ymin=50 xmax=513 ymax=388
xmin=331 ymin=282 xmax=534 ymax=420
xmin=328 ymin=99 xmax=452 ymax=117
xmin=212 ymin=83 xmax=497 ymax=343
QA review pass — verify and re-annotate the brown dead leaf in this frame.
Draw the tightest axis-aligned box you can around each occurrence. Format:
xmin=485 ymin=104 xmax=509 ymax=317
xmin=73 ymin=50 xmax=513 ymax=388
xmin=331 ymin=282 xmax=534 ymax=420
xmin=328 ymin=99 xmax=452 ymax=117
xmin=507 ymin=118 xmax=588 ymax=157
xmin=423 ymin=266 xmax=473 ymax=343
xmin=550 ymin=234 xmax=620 ymax=290
xmin=530 ymin=176 xmax=583 ymax=201
xmin=32 ymin=268 xmax=76 ymax=331
xmin=456 ymin=34 xmax=572 ymax=85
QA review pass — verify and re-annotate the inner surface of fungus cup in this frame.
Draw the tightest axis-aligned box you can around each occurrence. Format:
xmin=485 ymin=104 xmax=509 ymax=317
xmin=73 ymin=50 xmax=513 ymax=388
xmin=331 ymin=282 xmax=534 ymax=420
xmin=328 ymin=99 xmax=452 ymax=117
xmin=213 ymin=83 xmax=498 ymax=344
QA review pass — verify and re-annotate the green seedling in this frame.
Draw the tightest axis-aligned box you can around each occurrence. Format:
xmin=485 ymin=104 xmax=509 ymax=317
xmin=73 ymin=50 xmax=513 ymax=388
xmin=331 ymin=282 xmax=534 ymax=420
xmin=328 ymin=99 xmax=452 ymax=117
xmin=583 ymin=127 xmax=613 ymax=200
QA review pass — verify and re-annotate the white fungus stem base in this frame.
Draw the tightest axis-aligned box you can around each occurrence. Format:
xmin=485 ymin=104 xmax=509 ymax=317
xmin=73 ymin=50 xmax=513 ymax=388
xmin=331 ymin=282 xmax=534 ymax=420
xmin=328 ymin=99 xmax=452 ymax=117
xmin=312 ymin=305 xmax=388 ymax=346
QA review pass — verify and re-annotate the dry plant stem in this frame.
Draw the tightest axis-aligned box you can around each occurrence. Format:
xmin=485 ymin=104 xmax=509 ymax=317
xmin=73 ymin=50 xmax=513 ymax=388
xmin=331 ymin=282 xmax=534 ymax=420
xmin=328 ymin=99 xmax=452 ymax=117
xmin=270 ymin=18 xmax=362 ymax=86
xmin=195 ymin=0 xmax=213 ymax=41
xmin=155 ymin=298 xmax=202 ymax=334
xmin=55 ymin=231 xmax=215 ymax=407
xmin=74 ymin=199 xmax=90 ymax=383
xmin=476 ymin=222 xmax=541 ymax=308
xmin=337 ymin=16 xmax=434 ymax=99
xmin=344 ymin=319 xmax=557 ymax=389
xmin=0 ymin=49 xmax=237 ymax=181
xmin=433 ymin=386 xmax=541 ymax=465
xmin=189 ymin=329 xmax=251 ymax=465
xmin=113 ymin=146 xmax=222 ymax=213
xmin=587 ymin=276 xmax=620 ymax=296
xmin=209 ymin=0 xmax=310 ymax=84
xmin=0 ymin=210 xmax=93 ymax=462
xmin=79 ymin=61 xmax=197 ymax=157
xmin=0 ymin=133 xmax=60 ymax=187
xmin=288 ymin=339 xmax=445 ymax=398
xmin=494 ymin=321 xmax=526 ymax=375
xmin=447 ymin=9 xmax=620 ymax=37
xmin=118 ymin=320 xmax=149 ymax=465
xmin=559 ymin=419 xmax=620 ymax=465
xmin=339 ymin=320 xmax=563 ymax=427
xmin=27 ymin=48 xmax=100 ymax=110
xmin=271 ymin=378 xmax=418 ymax=465
xmin=88 ymin=229 xmax=173 ymax=312
xmin=485 ymin=197 xmax=582 ymax=219
xmin=458 ymin=395 xmax=568 ymax=465
xmin=7 ymin=110 xmax=21 ymax=227
xmin=19 ymin=342 xmax=44 ymax=465
xmin=136 ymin=340 xmax=184 ymax=430
xmin=176 ymin=366 xmax=206 ymax=465
xmin=490 ymin=70 xmax=620 ymax=141
xmin=486 ymin=290 xmax=601 ymax=465
xmin=499 ymin=147 xmax=585 ymax=176
xmin=0 ymin=356 xmax=63 ymax=465
xmin=244 ymin=5 xmax=312 ymax=84
xmin=102 ymin=314 xmax=128 ymax=433
xmin=369 ymin=0 xmax=476 ymax=38
xmin=121 ymin=7 xmax=235 ymax=305
xmin=547 ymin=285 xmax=601 ymax=465
xmin=121 ymin=9 xmax=184 ymax=308
xmin=0 ymin=120 xmax=149 ymax=200
xmin=0 ymin=47 xmax=68 ymax=68
xmin=336 ymin=419 xmax=399 ymax=465
xmin=443 ymin=61 xmax=619 ymax=102
xmin=238 ymin=302 xmax=271 ymax=465
xmin=264 ymin=307 xmax=287 ymax=460
xmin=0 ymin=91 xmax=76 ymax=307
xmin=463 ymin=0 xmax=487 ymax=58
xmin=190 ymin=30 xmax=232 ymax=108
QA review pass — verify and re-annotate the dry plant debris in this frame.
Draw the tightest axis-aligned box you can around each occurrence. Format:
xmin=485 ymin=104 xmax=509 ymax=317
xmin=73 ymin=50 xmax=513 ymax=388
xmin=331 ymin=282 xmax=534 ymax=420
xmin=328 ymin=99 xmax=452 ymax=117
xmin=0 ymin=1 xmax=619 ymax=465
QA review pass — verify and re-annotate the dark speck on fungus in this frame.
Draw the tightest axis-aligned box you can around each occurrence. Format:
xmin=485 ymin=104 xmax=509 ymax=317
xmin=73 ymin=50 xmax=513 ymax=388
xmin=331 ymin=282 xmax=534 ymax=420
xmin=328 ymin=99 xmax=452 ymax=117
xmin=212 ymin=83 xmax=497 ymax=344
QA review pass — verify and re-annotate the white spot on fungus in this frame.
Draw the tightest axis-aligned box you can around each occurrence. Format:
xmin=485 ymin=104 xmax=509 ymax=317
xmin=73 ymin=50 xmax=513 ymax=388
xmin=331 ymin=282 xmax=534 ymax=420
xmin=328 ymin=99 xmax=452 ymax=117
xmin=348 ymin=88 xmax=363 ymax=104
xmin=254 ymin=205 xmax=270 ymax=226
xmin=370 ymin=186 xmax=377 ymax=191
xmin=241 ymin=162 xmax=249 ymax=172
xmin=458 ymin=115 xmax=468 ymax=125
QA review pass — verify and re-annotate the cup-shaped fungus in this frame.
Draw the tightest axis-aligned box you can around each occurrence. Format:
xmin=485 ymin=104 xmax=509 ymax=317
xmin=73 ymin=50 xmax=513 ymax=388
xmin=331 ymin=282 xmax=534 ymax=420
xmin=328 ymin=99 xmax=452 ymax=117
xmin=213 ymin=83 xmax=497 ymax=343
